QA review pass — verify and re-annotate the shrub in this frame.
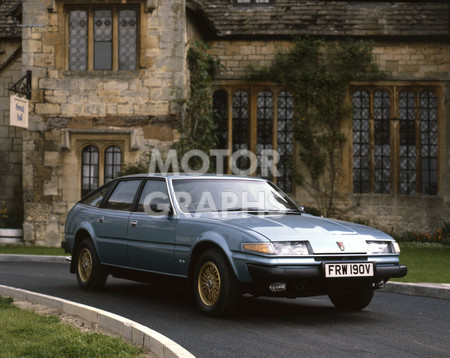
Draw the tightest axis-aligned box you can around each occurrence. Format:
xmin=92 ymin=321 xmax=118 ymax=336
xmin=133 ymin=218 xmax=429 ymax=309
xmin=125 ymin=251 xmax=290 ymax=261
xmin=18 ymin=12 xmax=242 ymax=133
xmin=394 ymin=222 xmax=450 ymax=245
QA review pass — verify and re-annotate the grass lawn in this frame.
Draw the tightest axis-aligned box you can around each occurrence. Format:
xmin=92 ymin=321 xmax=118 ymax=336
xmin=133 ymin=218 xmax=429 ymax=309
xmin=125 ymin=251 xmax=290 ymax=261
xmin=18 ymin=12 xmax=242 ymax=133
xmin=0 ymin=244 xmax=65 ymax=256
xmin=0 ymin=297 xmax=144 ymax=358
xmin=393 ymin=243 xmax=450 ymax=283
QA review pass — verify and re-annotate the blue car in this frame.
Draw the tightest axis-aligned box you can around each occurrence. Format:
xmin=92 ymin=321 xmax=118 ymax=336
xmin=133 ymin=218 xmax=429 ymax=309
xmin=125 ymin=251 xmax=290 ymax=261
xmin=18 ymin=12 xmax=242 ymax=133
xmin=63 ymin=174 xmax=407 ymax=317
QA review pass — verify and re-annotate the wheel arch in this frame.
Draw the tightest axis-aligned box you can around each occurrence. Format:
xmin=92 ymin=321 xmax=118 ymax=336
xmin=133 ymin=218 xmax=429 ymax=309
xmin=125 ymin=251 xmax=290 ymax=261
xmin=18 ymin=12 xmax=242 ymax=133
xmin=70 ymin=228 xmax=95 ymax=273
xmin=188 ymin=238 xmax=238 ymax=289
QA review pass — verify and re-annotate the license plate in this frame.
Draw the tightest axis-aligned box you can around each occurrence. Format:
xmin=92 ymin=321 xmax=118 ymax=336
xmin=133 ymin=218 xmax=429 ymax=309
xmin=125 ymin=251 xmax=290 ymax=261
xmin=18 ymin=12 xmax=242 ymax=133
xmin=324 ymin=262 xmax=374 ymax=278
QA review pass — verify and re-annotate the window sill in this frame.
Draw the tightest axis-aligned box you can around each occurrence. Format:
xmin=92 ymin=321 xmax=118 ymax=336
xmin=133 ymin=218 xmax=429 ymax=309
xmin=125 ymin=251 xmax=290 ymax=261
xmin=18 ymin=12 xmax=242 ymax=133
xmin=62 ymin=70 xmax=141 ymax=79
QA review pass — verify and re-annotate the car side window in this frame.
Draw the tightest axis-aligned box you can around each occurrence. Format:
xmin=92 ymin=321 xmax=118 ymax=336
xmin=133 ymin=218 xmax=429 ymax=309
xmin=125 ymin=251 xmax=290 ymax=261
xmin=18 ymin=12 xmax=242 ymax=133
xmin=104 ymin=180 xmax=141 ymax=211
xmin=83 ymin=183 xmax=111 ymax=207
xmin=136 ymin=179 xmax=170 ymax=215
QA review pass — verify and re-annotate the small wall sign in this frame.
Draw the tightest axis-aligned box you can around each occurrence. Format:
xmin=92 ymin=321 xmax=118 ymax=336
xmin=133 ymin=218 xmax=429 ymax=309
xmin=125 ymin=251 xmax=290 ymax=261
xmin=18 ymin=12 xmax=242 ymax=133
xmin=10 ymin=95 xmax=29 ymax=129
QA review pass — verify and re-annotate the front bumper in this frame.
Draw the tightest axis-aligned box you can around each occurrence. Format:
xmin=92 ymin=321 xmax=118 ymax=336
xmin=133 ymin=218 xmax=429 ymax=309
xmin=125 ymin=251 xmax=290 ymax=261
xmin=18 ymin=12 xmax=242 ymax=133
xmin=245 ymin=263 xmax=407 ymax=297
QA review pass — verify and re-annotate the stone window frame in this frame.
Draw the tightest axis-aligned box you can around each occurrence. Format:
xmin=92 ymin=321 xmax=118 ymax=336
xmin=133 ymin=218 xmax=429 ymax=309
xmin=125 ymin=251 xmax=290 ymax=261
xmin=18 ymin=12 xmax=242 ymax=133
xmin=350 ymin=83 xmax=442 ymax=197
xmin=104 ymin=145 xmax=123 ymax=183
xmin=233 ymin=0 xmax=273 ymax=7
xmin=81 ymin=142 xmax=124 ymax=197
xmin=212 ymin=83 xmax=295 ymax=193
xmin=81 ymin=145 xmax=100 ymax=197
xmin=64 ymin=2 xmax=142 ymax=72
xmin=79 ymin=141 xmax=124 ymax=196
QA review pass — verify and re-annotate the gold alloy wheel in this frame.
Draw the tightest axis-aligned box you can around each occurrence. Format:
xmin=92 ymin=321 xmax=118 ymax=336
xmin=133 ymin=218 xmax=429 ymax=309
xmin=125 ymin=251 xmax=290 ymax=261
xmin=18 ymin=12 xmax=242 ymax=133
xmin=198 ymin=261 xmax=221 ymax=306
xmin=78 ymin=247 xmax=93 ymax=283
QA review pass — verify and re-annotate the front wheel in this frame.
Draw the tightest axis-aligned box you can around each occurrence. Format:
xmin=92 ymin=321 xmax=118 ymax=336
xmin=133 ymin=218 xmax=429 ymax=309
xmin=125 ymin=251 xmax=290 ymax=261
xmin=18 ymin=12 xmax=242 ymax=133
xmin=75 ymin=238 xmax=107 ymax=291
xmin=328 ymin=289 xmax=374 ymax=310
xmin=193 ymin=249 xmax=241 ymax=317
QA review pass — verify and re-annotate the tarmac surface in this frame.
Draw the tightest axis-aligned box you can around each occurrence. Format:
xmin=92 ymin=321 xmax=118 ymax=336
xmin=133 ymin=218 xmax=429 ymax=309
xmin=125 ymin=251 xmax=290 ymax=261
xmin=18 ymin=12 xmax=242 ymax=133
xmin=1 ymin=253 xmax=449 ymax=358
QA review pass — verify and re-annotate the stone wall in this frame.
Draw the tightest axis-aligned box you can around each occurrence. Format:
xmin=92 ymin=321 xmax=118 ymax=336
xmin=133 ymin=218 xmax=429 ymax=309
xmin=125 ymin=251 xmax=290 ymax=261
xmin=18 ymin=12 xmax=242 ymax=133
xmin=21 ymin=0 xmax=187 ymax=246
xmin=207 ymin=39 xmax=450 ymax=82
xmin=0 ymin=42 xmax=23 ymax=224
xmin=206 ymin=38 xmax=450 ymax=233
xmin=15 ymin=0 xmax=450 ymax=244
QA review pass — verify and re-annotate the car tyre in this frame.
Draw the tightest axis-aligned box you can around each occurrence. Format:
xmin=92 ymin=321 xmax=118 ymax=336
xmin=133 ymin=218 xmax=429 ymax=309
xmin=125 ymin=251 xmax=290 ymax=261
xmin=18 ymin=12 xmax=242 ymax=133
xmin=75 ymin=238 xmax=108 ymax=291
xmin=193 ymin=249 xmax=240 ymax=317
xmin=328 ymin=289 xmax=374 ymax=310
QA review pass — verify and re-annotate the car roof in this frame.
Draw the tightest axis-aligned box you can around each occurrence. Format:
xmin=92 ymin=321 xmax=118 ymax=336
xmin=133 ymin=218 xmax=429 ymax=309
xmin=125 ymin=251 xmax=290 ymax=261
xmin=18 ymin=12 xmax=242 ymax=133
xmin=115 ymin=173 xmax=268 ymax=181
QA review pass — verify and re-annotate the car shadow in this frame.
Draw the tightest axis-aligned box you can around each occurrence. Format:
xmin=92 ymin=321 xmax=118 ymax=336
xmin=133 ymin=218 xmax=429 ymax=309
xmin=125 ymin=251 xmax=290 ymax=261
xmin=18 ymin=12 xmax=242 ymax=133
xmin=90 ymin=278 xmax=382 ymax=326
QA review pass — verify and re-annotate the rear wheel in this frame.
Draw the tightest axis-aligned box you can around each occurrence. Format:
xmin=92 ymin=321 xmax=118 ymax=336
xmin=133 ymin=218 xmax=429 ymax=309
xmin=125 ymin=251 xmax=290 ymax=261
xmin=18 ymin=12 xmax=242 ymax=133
xmin=75 ymin=238 xmax=107 ymax=291
xmin=328 ymin=289 xmax=374 ymax=310
xmin=193 ymin=249 xmax=240 ymax=317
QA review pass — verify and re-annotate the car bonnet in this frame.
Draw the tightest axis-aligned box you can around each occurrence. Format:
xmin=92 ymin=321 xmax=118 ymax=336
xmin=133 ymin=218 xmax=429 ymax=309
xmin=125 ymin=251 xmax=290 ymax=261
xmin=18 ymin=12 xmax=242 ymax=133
xmin=217 ymin=213 xmax=392 ymax=254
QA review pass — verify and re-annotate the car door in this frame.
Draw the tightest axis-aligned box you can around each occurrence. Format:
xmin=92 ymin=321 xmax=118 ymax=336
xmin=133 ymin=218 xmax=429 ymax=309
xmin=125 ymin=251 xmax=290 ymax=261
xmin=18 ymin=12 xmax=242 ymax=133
xmin=95 ymin=179 xmax=142 ymax=267
xmin=127 ymin=178 xmax=176 ymax=274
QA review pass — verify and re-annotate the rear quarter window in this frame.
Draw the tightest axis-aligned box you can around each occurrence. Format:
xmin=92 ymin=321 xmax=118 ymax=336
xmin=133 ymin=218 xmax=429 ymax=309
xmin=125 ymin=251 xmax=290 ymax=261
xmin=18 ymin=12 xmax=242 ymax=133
xmin=104 ymin=180 xmax=141 ymax=211
xmin=82 ymin=183 xmax=112 ymax=207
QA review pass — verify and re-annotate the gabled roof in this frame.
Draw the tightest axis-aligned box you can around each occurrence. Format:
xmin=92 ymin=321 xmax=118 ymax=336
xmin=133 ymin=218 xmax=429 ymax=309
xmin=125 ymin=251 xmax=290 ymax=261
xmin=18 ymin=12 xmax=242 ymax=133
xmin=0 ymin=0 xmax=21 ymax=39
xmin=196 ymin=0 xmax=449 ymax=39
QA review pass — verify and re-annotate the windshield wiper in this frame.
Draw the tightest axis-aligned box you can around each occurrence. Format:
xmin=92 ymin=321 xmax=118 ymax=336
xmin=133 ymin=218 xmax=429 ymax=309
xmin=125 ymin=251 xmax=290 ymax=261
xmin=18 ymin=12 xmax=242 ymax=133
xmin=245 ymin=208 xmax=302 ymax=215
xmin=217 ymin=207 xmax=261 ymax=212
xmin=216 ymin=208 xmax=302 ymax=215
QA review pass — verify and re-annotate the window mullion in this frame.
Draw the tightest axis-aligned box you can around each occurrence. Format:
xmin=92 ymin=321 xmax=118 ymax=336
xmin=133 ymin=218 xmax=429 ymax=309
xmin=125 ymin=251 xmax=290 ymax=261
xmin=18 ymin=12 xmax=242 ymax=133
xmin=391 ymin=119 xmax=399 ymax=196
xmin=99 ymin=146 xmax=104 ymax=186
xmin=415 ymin=97 xmax=422 ymax=195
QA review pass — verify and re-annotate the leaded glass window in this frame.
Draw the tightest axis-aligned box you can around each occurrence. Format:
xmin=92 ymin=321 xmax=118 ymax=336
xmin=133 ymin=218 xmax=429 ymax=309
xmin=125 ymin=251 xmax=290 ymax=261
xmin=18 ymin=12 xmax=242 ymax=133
xmin=68 ymin=6 xmax=138 ymax=71
xmin=420 ymin=91 xmax=438 ymax=195
xmin=352 ymin=86 xmax=439 ymax=196
xmin=82 ymin=145 xmax=99 ymax=197
xmin=277 ymin=91 xmax=294 ymax=192
xmin=213 ymin=86 xmax=294 ymax=187
xmin=256 ymin=90 xmax=273 ymax=179
xmin=94 ymin=10 xmax=112 ymax=70
xmin=69 ymin=10 xmax=88 ymax=71
xmin=213 ymin=90 xmax=229 ymax=150
xmin=104 ymin=146 xmax=122 ymax=183
xmin=213 ymin=90 xmax=228 ymax=173
xmin=119 ymin=10 xmax=137 ymax=70
xmin=399 ymin=91 xmax=417 ymax=195
xmin=373 ymin=91 xmax=391 ymax=194
xmin=352 ymin=90 xmax=370 ymax=194
xmin=232 ymin=90 xmax=249 ymax=171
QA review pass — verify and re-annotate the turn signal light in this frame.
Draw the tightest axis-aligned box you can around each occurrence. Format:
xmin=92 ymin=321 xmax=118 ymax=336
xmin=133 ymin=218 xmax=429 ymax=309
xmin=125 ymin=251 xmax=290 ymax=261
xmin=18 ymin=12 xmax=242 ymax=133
xmin=242 ymin=243 xmax=276 ymax=255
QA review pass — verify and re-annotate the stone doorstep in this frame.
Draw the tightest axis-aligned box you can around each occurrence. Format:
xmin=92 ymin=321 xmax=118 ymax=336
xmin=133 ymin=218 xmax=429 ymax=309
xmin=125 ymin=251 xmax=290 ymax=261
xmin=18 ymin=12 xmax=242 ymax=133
xmin=0 ymin=229 xmax=23 ymax=245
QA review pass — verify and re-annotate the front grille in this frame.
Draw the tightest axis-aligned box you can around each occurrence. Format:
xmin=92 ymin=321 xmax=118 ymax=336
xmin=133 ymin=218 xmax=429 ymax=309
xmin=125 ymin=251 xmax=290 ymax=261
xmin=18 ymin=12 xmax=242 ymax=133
xmin=314 ymin=256 xmax=368 ymax=262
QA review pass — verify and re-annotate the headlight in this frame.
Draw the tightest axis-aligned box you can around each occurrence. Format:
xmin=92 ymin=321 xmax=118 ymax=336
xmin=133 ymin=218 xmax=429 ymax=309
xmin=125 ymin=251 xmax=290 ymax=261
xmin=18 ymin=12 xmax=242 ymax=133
xmin=366 ymin=241 xmax=392 ymax=254
xmin=242 ymin=242 xmax=310 ymax=256
xmin=273 ymin=242 xmax=310 ymax=256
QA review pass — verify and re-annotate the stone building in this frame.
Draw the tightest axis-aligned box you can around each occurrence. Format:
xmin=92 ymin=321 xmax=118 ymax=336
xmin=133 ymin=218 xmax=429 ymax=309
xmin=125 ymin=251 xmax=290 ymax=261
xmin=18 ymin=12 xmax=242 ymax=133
xmin=0 ymin=0 xmax=448 ymax=246
xmin=0 ymin=0 xmax=23 ymax=224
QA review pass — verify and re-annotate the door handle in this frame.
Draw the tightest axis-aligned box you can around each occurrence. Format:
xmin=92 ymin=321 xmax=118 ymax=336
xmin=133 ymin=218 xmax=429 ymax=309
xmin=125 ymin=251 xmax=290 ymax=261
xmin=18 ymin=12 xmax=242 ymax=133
xmin=98 ymin=216 xmax=104 ymax=224
xmin=130 ymin=220 xmax=138 ymax=228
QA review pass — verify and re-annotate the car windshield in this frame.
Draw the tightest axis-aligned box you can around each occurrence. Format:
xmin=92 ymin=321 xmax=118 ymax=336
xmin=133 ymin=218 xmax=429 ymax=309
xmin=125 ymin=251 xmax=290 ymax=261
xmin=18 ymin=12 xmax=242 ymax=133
xmin=172 ymin=178 xmax=299 ymax=214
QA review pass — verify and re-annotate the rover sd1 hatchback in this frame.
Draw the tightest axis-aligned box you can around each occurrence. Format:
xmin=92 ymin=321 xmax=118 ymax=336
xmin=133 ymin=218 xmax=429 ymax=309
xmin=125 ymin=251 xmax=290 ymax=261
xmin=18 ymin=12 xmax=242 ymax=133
xmin=63 ymin=175 xmax=407 ymax=317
